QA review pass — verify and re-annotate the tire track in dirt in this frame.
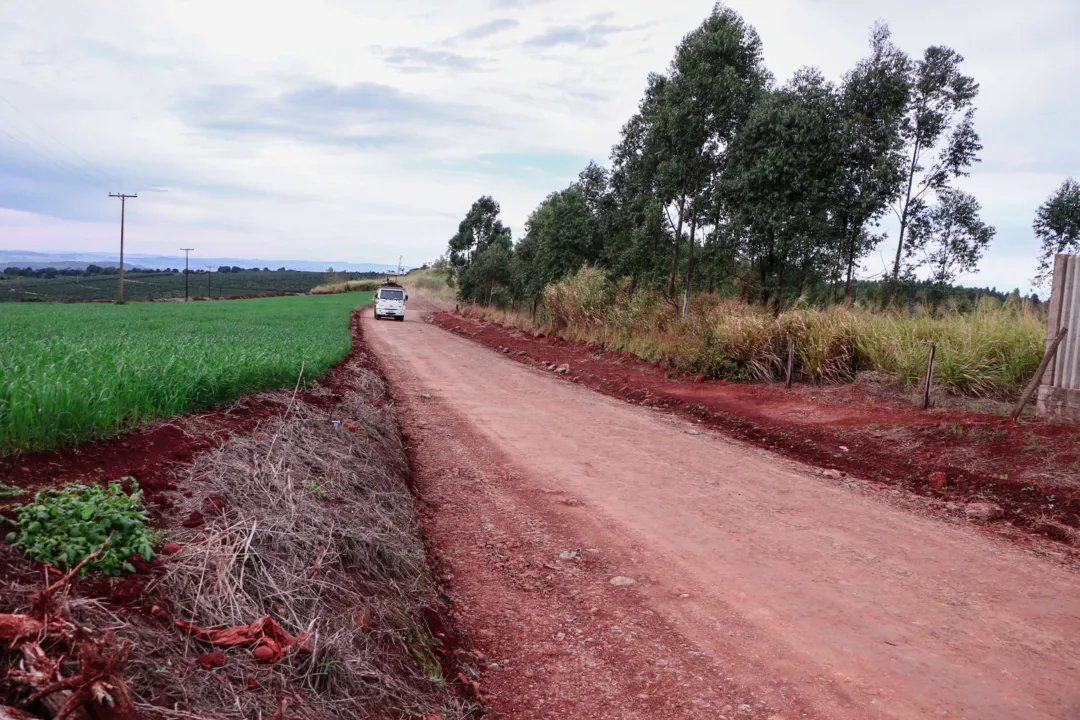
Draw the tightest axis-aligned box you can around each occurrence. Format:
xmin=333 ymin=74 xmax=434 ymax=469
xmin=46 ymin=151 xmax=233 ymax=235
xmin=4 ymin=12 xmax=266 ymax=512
xmin=367 ymin=296 xmax=1080 ymax=720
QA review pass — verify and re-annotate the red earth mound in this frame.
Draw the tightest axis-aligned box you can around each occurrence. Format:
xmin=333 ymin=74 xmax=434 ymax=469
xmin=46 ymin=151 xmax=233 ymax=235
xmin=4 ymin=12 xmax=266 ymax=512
xmin=433 ymin=312 xmax=1080 ymax=546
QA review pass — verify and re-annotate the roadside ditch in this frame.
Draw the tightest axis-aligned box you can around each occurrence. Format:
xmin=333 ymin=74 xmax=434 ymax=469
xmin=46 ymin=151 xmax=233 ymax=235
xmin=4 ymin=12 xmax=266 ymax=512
xmin=0 ymin=311 xmax=479 ymax=720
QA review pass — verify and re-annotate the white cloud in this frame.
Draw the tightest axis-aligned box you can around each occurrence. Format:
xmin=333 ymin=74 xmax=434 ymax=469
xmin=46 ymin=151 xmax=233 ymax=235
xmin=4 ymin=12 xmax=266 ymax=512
xmin=0 ymin=0 xmax=1076 ymax=294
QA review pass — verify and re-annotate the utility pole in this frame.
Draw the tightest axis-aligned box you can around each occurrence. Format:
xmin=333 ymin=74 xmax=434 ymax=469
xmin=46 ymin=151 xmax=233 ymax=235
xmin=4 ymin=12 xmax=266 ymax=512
xmin=206 ymin=266 xmax=215 ymax=297
xmin=109 ymin=193 xmax=137 ymax=302
xmin=181 ymin=248 xmax=194 ymax=301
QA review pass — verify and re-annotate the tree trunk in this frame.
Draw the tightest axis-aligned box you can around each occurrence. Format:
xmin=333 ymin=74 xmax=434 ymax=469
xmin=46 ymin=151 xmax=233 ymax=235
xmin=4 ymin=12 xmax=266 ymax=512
xmin=890 ymin=138 xmax=922 ymax=301
xmin=668 ymin=194 xmax=686 ymax=299
xmin=681 ymin=176 xmax=701 ymax=319
xmin=759 ymin=238 xmax=773 ymax=307
xmin=843 ymin=228 xmax=858 ymax=305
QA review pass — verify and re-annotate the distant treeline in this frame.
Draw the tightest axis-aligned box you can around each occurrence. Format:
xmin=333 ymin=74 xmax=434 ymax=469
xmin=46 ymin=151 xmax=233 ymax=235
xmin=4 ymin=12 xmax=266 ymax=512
xmin=0 ymin=266 xmax=386 ymax=280
xmin=838 ymin=279 xmax=1041 ymax=309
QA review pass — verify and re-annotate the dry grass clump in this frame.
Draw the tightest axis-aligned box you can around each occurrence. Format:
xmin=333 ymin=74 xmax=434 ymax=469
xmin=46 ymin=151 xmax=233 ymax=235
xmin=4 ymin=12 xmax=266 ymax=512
xmin=311 ymin=280 xmax=381 ymax=294
xmin=118 ymin=360 xmax=469 ymax=719
xmin=463 ymin=266 xmax=1046 ymax=398
xmin=407 ymin=268 xmax=458 ymax=302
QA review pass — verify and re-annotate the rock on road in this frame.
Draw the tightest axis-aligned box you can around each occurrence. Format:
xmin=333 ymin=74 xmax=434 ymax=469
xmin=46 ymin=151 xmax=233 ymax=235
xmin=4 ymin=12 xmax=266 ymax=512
xmin=364 ymin=296 xmax=1080 ymax=720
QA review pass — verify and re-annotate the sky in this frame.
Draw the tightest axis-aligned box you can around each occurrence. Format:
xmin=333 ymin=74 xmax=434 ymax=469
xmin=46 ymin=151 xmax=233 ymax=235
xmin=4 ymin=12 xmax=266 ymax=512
xmin=0 ymin=0 xmax=1076 ymax=293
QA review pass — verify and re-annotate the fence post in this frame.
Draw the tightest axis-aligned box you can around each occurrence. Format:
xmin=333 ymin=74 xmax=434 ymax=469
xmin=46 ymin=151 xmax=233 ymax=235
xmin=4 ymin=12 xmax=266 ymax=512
xmin=922 ymin=342 xmax=937 ymax=410
xmin=785 ymin=337 xmax=795 ymax=389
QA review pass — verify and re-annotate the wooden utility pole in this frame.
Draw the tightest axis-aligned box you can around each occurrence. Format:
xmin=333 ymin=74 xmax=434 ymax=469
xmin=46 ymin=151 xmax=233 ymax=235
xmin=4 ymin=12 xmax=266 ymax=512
xmin=109 ymin=193 xmax=137 ymax=302
xmin=181 ymin=248 xmax=194 ymax=301
xmin=207 ymin=266 xmax=215 ymax=297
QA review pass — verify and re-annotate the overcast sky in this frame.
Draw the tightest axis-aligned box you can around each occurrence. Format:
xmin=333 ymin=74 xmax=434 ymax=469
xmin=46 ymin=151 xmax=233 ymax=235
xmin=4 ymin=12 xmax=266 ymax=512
xmin=0 ymin=0 xmax=1076 ymax=292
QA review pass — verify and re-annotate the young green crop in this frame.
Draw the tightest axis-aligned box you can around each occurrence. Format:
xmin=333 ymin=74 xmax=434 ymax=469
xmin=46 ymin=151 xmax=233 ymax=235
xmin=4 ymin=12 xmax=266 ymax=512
xmin=0 ymin=292 xmax=372 ymax=454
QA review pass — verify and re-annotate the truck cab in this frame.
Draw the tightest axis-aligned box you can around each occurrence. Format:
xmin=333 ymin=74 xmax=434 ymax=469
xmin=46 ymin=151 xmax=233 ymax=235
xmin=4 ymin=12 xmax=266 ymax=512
xmin=374 ymin=282 xmax=407 ymax=321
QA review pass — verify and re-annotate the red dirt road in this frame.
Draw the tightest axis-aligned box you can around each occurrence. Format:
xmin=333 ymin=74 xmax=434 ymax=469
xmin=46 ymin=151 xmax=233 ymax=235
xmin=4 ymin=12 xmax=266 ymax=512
xmin=366 ymin=298 xmax=1080 ymax=720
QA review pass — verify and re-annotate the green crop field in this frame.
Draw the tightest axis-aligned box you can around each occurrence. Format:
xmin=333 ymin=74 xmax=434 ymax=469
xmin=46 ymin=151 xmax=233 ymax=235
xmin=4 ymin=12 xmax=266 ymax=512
xmin=0 ymin=270 xmax=330 ymax=303
xmin=0 ymin=292 xmax=373 ymax=455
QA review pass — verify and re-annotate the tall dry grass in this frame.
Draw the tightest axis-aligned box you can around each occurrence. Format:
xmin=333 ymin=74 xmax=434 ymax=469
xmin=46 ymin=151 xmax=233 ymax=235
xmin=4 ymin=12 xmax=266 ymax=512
xmin=464 ymin=266 xmax=1047 ymax=399
xmin=405 ymin=267 xmax=458 ymax=302
xmin=311 ymin=279 xmax=381 ymax=294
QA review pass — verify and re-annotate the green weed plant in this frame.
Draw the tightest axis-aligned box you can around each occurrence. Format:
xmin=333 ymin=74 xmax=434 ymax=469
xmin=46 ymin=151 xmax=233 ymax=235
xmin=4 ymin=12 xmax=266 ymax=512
xmin=6 ymin=480 xmax=160 ymax=575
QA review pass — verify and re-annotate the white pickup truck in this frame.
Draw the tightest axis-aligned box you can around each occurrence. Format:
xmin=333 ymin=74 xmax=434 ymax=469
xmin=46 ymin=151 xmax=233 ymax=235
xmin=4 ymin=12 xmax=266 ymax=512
xmin=373 ymin=282 xmax=407 ymax=321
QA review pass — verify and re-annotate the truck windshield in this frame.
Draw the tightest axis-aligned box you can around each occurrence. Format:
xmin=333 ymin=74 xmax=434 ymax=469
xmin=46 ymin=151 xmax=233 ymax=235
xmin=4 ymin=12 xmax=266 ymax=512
xmin=379 ymin=289 xmax=404 ymax=300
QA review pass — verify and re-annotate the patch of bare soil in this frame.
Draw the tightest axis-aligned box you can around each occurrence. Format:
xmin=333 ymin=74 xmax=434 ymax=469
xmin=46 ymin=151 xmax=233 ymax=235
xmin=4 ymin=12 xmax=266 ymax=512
xmin=433 ymin=312 xmax=1080 ymax=547
xmin=380 ymin=337 xmax=796 ymax=718
xmin=1 ymin=312 xmax=473 ymax=720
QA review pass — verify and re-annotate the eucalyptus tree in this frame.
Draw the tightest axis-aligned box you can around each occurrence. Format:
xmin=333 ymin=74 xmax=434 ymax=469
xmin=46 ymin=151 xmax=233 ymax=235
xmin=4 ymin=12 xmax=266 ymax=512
xmin=722 ymin=68 xmax=845 ymax=307
xmin=905 ymin=187 xmax=995 ymax=304
xmin=889 ymin=45 xmax=982 ymax=292
xmin=447 ymin=195 xmax=513 ymax=303
xmin=660 ymin=3 xmax=771 ymax=316
xmin=605 ymin=73 xmax=676 ymax=288
xmin=1033 ymin=178 xmax=1080 ymax=287
xmin=834 ymin=22 xmax=910 ymax=301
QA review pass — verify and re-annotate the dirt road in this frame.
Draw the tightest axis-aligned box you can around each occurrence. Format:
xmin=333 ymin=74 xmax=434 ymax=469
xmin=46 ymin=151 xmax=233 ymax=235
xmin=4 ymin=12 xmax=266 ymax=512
xmin=364 ymin=297 xmax=1080 ymax=720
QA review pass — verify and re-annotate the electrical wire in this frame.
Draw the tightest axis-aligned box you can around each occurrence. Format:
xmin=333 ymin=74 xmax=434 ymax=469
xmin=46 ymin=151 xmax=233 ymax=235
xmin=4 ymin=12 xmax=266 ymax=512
xmin=0 ymin=91 xmax=122 ymax=187
xmin=0 ymin=122 xmax=101 ymax=187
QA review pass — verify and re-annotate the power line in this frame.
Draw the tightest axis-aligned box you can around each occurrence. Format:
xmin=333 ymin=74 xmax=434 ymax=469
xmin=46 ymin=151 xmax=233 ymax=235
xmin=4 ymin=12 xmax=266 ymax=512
xmin=0 ymin=121 xmax=101 ymax=187
xmin=0 ymin=91 xmax=122 ymax=187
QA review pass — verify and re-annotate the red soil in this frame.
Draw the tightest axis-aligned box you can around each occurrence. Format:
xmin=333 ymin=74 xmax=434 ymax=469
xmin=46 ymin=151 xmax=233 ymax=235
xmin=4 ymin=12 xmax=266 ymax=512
xmin=433 ymin=312 xmax=1080 ymax=543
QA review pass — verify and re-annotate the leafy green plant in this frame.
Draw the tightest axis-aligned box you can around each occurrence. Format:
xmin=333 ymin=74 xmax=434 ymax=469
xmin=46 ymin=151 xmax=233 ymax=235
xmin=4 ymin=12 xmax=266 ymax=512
xmin=0 ymin=482 xmax=27 ymax=499
xmin=302 ymin=479 xmax=327 ymax=498
xmin=5 ymin=479 xmax=161 ymax=575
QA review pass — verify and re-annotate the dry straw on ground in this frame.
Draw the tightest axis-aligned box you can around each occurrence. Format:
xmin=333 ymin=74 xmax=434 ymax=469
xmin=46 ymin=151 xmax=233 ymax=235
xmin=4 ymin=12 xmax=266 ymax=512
xmin=95 ymin=358 xmax=469 ymax=719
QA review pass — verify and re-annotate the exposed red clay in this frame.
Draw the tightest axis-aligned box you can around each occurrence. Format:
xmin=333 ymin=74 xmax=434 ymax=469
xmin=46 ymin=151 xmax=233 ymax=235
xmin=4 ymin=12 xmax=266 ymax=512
xmin=433 ymin=311 xmax=1080 ymax=541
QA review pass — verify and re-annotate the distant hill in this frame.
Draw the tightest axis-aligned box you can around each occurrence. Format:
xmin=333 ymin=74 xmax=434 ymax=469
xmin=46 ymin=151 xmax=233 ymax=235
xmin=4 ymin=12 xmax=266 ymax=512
xmin=0 ymin=250 xmax=406 ymax=274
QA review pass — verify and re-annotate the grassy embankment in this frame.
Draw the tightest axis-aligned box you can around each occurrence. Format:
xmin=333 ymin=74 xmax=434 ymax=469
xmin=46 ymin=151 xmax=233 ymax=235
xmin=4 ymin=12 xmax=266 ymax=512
xmin=0 ymin=292 xmax=372 ymax=454
xmin=463 ymin=267 xmax=1046 ymax=399
xmin=405 ymin=267 xmax=458 ymax=302
xmin=312 ymin=267 xmax=455 ymax=300
xmin=311 ymin=279 xmax=382 ymax=294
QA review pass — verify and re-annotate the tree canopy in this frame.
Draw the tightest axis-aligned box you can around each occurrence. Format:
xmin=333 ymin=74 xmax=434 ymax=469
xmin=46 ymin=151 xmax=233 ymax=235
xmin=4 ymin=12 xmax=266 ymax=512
xmin=448 ymin=195 xmax=514 ymax=304
xmin=1033 ymin=178 xmax=1080 ymax=287
xmin=443 ymin=3 xmax=996 ymax=312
